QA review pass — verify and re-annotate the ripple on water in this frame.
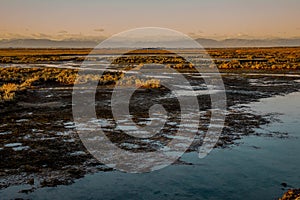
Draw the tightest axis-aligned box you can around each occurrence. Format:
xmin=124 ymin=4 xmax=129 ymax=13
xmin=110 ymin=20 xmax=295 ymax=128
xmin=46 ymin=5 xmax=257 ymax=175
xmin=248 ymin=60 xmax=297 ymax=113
xmin=4 ymin=143 xmax=22 ymax=147
xmin=69 ymin=151 xmax=86 ymax=156
xmin=4 ymin=143 xmax=30 ymax=151
xmin=63 ymin=139 xmax=75 ymax=143
xmin=12 ymin=146 xmax=30 ymax=151
xmin=56 ymin=131 xmax=72 ymax=136
xmin=120 ymin=143 xmax=140 ymax=149
xmin=64 ymin=122 xmax=76 ymax=129
xmin=0 ymin=131 xmax=12 ymax=135
xmin=15 ymin=119 xmax=29 ymax=123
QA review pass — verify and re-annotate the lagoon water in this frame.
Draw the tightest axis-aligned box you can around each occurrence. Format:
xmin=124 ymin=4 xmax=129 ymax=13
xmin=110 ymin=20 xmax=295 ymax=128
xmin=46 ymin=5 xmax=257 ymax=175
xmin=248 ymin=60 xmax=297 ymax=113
xmin=2 ymin=92 xmax=300 ymax=200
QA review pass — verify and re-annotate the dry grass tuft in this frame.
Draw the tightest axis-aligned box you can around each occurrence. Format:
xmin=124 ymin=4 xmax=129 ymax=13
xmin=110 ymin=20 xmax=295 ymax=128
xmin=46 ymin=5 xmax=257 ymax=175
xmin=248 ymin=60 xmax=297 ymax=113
xmin=0 ymin=83 xmax=19 ymax=101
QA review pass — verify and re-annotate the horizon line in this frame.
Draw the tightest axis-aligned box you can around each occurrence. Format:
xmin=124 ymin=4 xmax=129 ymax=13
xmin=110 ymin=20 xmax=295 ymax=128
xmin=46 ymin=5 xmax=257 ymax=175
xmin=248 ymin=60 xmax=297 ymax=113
xmin=1 ymin=36 xmax=300 ymax=42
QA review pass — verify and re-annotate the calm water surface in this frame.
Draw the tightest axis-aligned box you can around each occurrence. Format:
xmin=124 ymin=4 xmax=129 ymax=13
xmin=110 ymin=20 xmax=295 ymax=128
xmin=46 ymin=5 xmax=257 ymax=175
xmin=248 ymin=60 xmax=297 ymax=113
xmin=2 ymin=92 xmax=300 ymax=200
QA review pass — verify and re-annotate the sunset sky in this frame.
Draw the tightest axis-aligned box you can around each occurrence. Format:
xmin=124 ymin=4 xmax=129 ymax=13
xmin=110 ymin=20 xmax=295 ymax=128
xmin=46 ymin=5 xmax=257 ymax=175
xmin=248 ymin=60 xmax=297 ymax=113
xmin=1 ymin=0 xmax=300 ymax=40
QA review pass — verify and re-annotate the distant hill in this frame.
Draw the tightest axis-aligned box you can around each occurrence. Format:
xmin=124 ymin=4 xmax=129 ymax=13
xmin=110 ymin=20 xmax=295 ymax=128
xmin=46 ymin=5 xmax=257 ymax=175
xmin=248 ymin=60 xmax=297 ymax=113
xmin=196 ymin=38 xmax=300 ymax=48
xmin=0 ymin=39 xmax=99 ymax=48
xmin=194 ymin=38 xmax=220 ymax=47
xmin=0 ymin=38 xmax=300 ymax=48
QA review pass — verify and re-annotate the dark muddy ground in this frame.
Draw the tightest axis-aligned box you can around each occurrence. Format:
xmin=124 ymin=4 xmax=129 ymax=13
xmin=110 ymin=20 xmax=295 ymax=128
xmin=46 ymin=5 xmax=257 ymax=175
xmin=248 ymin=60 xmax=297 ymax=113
xmin=1 ymin=72 xmax=300 ymax=193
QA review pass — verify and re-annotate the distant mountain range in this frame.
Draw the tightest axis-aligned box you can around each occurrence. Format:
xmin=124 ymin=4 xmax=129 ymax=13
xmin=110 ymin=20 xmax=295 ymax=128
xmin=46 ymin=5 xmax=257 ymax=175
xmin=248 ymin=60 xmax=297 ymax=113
xmin=0 ymin=38 xmax=300 ymax=48
xmin=0 ymin=39 xmax=99 ymax=48
xmin=195 ymin=38 xmax=300 ymax=48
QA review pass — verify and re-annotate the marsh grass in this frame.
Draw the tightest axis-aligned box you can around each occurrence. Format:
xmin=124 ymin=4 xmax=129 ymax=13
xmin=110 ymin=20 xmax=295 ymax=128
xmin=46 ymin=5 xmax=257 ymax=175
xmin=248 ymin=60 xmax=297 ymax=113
xmin=1 ymin=47 xmax=300 ymax=101
xmin=0 ymin=66 xmax=161 ymax=102
xmin=116 ymin=76 xmax=160 ymax=88
xmin=0 ymin=83 xmax=18 ymax=101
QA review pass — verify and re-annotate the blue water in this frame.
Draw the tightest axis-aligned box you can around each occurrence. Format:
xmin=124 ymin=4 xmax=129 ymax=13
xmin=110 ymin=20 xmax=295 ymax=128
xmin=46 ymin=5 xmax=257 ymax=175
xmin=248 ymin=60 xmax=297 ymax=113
xmin=2 ymin=92 xmax=300 ymax=200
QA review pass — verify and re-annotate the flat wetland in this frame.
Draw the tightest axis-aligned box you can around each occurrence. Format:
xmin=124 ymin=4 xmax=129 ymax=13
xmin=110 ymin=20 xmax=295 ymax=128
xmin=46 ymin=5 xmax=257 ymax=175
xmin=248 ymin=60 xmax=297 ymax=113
xmin=1 ymin=47 xmax=300 ymax=199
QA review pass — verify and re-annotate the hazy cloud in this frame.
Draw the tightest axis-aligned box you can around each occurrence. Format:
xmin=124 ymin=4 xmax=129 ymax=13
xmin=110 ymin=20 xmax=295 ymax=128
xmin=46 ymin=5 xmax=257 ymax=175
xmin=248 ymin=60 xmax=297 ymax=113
xmin=188 ymin=30 xmax=204 ymax=38
xmin=188 ymin=32 xmax=196 ymax=36
xmin=0 ymin=32 xmax=31 ymax=39
xmin=31 ymin=33 xmax=53 ymax=39
xmin=58 ymin=30 xmax=68 ymax=34
xmin=0 ymin=31 xmax=108 ymax=41
xmin=94 ymin=28 xmax=105 ymax=32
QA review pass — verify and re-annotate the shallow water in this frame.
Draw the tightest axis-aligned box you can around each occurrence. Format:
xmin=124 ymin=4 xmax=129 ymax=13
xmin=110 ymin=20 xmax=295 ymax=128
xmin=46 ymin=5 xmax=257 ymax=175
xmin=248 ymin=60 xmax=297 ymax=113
xmin=2 ymin=91 xmax=300 ymax=200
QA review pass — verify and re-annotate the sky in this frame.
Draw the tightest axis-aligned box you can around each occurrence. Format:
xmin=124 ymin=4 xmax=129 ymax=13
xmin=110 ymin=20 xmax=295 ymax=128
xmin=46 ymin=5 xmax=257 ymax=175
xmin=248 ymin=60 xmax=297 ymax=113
xmin=0 ymin=0 xmax=300 ymax=40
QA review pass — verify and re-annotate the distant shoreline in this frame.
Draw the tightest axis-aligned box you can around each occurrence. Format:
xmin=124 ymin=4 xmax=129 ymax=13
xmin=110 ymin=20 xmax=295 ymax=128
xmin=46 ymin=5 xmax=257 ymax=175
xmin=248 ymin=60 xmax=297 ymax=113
xmin=1 ymin=37 xmax=300 ymax=49
xmin=0 ymin=46 xmax=300 ymax=56
xmin=0 ymin=47 xmax=299 ymax=73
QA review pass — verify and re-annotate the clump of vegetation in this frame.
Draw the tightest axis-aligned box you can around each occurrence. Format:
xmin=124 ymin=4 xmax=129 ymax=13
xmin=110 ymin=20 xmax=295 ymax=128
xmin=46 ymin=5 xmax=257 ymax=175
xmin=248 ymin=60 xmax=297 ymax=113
xmin=0 ymin=83 xmax=18 ymax=101
xmin=116 ymin=76 xmax=160 ymax=88
xmin=279 ymin=188 xmax=300 ymax=200
xmin=56 ymin=70 xmax=78 ymax=85
xmin=0 ymin=66 xmax=161 ymax=102
xmin=135 ymin=78 xmax=160 ymax=88
xmin=210 ymin=47 xmax=300 ymax=70
xmin=1 ymin=47 xmax=299 ymax=101
xmin=111 ymin=49 xmax=194 ymax=70
xmin=20 ymin=76 xmax=40 ymax=88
